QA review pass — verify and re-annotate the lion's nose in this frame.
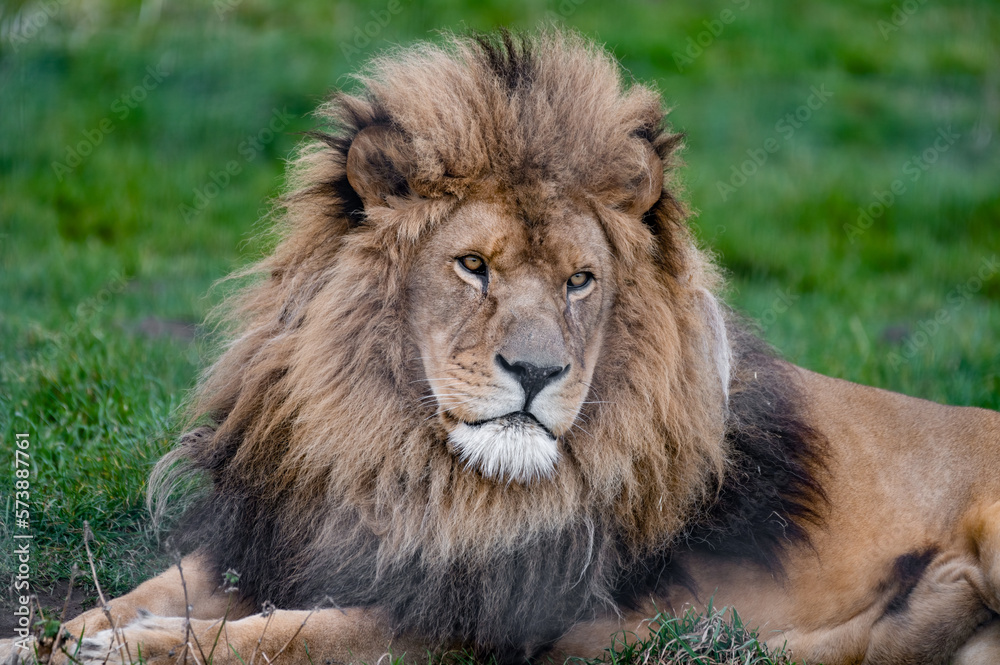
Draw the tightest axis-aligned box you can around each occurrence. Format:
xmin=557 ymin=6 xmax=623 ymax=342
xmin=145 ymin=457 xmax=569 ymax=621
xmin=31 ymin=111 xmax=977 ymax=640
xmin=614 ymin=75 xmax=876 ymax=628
xmin=495 ymin=354 xmax=569 ymax=410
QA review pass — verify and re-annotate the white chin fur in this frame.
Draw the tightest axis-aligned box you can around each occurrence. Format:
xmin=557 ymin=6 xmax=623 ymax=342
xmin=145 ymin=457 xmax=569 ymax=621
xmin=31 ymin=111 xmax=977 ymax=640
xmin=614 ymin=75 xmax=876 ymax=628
xmin=449 ymin=418 xmax=559 ymax=484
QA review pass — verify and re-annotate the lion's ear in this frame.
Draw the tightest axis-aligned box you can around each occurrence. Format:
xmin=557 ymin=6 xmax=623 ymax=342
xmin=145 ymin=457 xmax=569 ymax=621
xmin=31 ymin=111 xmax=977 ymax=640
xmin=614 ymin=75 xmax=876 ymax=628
xmin=623 ymin=142 xmax=664 ymax=217
xmin=346 ymin=125 xmax=416 ymax=210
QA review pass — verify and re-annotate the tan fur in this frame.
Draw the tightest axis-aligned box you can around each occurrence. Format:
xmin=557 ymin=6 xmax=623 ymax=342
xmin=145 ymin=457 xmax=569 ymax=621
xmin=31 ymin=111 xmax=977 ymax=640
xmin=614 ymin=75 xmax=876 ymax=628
xmin=3 ymin=29 xmax=999 ymax=665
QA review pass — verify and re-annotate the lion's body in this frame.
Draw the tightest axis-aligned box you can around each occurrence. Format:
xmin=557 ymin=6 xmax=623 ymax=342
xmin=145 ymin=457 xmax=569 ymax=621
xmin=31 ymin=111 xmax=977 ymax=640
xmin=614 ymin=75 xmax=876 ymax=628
xmin=684 ymin=370 xmax=1000 ymax=663
xmin=560 ymin=369 xmax=1000 ymax=663
xmin=4 ymin=29 xmax=1000 ymax=665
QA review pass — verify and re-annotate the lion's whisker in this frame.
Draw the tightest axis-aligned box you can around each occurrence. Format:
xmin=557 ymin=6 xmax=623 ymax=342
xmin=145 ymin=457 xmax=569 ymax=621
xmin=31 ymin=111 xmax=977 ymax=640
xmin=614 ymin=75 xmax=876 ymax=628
xmin=421 ymin=395 xmax=483 ymax=418
xmin=422 ymin=393 xmax=475 ymax=403
xmin=419 ymin=392 xmax=467 ymax=403
xmin=421 ymin=404 xmax=474 ymax=423
xmin=424 ymin=398 xmax=478 ymax=412
xmin=419 ymin=393 xmax=465 ymax=401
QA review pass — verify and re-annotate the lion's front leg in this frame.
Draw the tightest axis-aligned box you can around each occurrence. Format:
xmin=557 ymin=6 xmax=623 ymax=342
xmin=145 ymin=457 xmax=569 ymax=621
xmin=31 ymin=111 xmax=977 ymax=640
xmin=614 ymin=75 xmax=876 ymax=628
xmin=0 ymin=638 xmax=35 ymax=665
xmin=550 ymin=600 xmax=662 ymax=661
xmin=76 ymin=608 xmax=429 ymax=665
xmin=37 ymin=551 xmax=248 ymax=664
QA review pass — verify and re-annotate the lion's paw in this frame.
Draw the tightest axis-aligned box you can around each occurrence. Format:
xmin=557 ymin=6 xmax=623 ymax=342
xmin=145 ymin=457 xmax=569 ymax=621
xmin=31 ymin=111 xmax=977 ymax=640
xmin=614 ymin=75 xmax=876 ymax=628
xmin=0 ymin=638 xmax=36 ymax=665
xmin=77 ymin=628 xmax=127 ymax=665
xmin=77 ymin=613 xmax=189 ymax=665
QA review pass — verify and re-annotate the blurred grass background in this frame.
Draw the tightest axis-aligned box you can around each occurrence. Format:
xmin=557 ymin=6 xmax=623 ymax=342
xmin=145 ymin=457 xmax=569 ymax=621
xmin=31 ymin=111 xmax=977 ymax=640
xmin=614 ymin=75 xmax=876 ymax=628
xmin=0 ymin=0 xmax=998 ymax=628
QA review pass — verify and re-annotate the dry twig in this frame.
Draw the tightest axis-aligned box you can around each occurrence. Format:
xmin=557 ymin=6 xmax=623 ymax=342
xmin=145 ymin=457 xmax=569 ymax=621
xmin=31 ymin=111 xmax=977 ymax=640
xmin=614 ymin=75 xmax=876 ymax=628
xmin=50 ymin=564 xmax=79 ymax=660
xmin=83 ymin=521 xmax=134 ymax=664
xmin=176 ymin=556 xmax=210 ymax=665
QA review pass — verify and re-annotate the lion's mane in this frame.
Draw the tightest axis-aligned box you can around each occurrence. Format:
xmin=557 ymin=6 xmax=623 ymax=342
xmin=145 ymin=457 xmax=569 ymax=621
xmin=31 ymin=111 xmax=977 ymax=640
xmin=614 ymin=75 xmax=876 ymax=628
xmin=152 ymin=30 xmax=824 ymax=662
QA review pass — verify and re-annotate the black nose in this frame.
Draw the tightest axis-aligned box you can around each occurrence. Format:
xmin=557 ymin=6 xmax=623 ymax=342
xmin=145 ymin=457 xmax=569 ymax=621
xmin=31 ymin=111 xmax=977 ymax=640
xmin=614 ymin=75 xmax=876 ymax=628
xmin=496 ymin=354 xmax=568 ymax=410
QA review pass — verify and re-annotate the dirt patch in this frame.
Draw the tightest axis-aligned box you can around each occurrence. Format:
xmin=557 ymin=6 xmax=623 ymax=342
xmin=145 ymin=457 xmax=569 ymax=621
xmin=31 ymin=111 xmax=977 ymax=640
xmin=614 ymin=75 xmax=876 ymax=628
xmin=0 ymin=581 xmax=95 ymax=638
xmin=134 ymin=316 xmax=199 ymax=341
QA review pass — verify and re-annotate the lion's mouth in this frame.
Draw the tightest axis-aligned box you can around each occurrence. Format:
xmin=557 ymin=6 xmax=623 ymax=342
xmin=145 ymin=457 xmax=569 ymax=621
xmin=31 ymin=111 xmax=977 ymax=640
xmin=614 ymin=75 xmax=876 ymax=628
xmin=463 ymin=411 xmax=557 ymax=439
xmin=447 ymin=411 xmax=560 ymax=484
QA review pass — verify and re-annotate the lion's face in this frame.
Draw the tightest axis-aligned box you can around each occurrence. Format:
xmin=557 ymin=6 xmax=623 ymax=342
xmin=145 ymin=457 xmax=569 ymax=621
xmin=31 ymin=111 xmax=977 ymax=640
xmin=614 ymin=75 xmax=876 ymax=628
xmin=408 ymin=198 xmax=615 ymax=484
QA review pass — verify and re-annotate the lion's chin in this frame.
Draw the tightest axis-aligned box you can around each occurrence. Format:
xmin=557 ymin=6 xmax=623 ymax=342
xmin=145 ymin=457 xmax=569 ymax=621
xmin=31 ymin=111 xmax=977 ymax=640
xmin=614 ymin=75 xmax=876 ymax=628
xmin=448 ymin=415 xmax=559 ymax=484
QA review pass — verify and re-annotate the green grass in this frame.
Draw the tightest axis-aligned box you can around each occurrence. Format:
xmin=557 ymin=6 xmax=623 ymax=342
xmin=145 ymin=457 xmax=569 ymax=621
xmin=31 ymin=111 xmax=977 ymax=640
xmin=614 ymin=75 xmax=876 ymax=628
xmin=600 ymin=607 xmax=793 ymax=665
xmin=1 ymin=0 xmax=998 ymax=661
xmin=433 ymin=606 xmax=791 ymax=665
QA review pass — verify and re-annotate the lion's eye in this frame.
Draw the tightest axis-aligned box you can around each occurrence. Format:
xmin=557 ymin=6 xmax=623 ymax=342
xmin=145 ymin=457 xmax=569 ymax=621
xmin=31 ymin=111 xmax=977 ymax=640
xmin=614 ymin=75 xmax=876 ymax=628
xmin=568 ymin=272 xmax=593 ymax=289
xmin=459 ymin=255 xmax=487 ymax=275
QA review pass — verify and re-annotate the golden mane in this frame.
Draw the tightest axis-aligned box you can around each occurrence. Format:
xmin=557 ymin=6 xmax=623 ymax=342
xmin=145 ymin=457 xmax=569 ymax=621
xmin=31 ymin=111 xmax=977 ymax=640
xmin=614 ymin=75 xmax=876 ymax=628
xmin=150 ymin=29 xmax=817 ymax=655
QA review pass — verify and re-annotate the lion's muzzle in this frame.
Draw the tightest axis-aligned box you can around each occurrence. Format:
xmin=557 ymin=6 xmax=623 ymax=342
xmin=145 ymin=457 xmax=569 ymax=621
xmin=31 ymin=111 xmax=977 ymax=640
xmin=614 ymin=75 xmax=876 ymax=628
xmin=448 ymin=411 xmax=559 ymax=484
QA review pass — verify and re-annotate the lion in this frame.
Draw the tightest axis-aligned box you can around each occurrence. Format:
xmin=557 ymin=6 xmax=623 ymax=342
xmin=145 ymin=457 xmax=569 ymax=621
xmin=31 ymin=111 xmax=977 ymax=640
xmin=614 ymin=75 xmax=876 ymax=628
xmin=5 ymin=29 xmax=1000 ymax=665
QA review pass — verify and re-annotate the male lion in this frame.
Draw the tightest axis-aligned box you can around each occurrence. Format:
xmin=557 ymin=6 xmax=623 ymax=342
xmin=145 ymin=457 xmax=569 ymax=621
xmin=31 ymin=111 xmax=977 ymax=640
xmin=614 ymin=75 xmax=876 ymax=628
xmin=5 ymin=29 xmax=1000 ymax=665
